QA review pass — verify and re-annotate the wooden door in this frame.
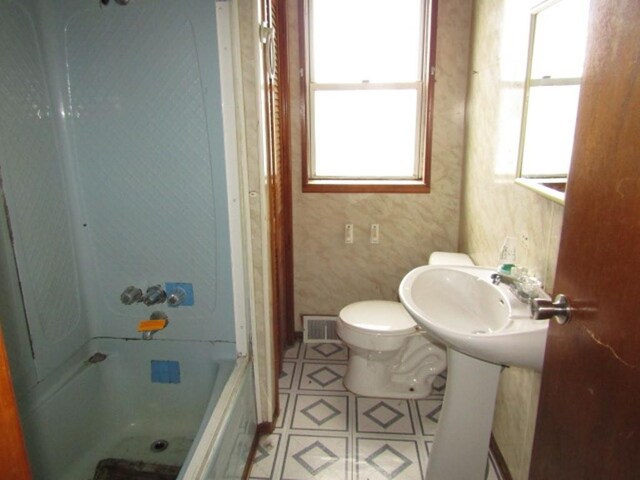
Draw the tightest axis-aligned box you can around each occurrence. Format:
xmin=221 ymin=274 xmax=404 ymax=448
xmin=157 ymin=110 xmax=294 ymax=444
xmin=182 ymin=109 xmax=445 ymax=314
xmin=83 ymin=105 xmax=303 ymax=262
xmin=530 ymin=0 xmax=640 ymax=478
xmin=260 ymin=0 xmax=294 ymax=377
xmin=0 ymin=327 xmax=31 ymax=479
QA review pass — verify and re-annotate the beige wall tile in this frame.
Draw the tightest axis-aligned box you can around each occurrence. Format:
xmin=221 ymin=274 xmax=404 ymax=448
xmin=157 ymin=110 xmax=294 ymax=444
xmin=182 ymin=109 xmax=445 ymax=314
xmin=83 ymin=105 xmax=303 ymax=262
xmin=460 ymin=1 xmax=565 ymax=478
xmin=288 ymin=0 xmax=474 ymax=329
xmin=237 ymin=0 xmax=275 ymax=423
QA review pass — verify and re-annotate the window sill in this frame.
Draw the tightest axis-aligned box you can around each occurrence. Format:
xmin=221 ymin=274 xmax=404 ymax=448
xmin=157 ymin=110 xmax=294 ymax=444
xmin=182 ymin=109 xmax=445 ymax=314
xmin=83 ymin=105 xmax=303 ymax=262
xmin=302 ymin=179 xmax=430 ymax=194
xmin=515 ymin=178 xmax=566 ymax=205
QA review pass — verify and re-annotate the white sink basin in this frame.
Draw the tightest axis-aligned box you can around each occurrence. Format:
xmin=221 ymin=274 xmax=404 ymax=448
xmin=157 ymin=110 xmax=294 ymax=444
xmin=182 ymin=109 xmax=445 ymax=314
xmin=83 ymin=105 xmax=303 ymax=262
xmin=399 ymin=265 xmax=549 ymax=371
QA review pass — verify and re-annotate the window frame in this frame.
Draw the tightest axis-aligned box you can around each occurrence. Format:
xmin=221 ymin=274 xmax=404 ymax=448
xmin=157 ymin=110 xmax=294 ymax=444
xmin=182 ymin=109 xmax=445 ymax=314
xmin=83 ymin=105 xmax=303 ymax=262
xmin=299 ymin=0 xmax=439 ymax=193
xmin=515 ymin=0 xmax=590 ymax=204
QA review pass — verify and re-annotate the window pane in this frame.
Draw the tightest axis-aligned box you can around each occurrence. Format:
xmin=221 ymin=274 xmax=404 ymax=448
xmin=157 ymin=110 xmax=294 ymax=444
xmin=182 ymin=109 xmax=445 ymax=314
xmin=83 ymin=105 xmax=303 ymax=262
xmin=522 ymin=85 xmax=580 ymax=177
xmin=313 ymin=89 xmax=418 ymax=177
xmin=530 ymin=0 xmax=590 ymax=79
xmin=310 ymin=0 xmax=423 ymax=83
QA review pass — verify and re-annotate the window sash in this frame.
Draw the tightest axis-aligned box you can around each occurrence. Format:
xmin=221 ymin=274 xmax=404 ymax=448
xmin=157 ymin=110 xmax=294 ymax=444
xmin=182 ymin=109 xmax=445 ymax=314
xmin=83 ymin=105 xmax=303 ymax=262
xmin=307 ymin=0 xmax=427 ymax=85
xmin=298 ymin=0 xmax=438 ymax=193
xmin=308 ymin=82 xmax=425 ymax=180
xmin=305 ymin=1 xmax=430 ymax=181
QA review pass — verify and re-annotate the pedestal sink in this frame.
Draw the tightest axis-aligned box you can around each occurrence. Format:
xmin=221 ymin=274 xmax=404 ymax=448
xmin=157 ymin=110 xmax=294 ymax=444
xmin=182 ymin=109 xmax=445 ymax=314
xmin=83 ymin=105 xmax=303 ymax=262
xmin=399 ymin=266 xmax=549 ymax=480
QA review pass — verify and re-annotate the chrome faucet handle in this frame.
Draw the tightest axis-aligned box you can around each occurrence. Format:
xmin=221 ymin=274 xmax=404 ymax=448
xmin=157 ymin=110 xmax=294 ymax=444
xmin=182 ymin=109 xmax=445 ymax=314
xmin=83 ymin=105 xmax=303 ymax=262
xmin=143 ymin=285 xmax=166 ymax=306
xmin=167 ymin=287 xmax=186 ymax=306
xmin=120 ymin=286 xmax=143 ymax=305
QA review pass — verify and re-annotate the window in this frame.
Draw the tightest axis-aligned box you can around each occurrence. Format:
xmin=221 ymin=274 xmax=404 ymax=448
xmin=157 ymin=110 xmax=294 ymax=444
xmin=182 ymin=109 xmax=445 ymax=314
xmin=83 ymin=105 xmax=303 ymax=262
xmin=300 ymin=0 xmax=437 ymax=193
xmin=516 ymin=0 xmax=591 ymax=202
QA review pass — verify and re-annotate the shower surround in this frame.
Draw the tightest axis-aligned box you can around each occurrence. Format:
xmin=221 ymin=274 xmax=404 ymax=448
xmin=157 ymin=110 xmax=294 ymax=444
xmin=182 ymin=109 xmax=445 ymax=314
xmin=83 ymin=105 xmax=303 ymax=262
xmin=0 ymin=0 xmax=252 ymax=477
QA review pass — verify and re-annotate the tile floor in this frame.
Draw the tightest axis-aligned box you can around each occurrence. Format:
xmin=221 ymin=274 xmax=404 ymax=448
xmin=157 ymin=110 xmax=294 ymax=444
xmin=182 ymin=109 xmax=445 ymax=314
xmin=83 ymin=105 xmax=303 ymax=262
xmin=248 ymin=342 xmax=503 ymax=480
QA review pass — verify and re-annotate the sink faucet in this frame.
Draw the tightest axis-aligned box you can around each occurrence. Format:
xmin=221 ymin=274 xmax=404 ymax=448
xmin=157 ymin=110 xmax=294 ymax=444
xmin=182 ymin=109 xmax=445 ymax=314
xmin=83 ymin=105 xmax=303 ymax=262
xmin=490 ymin=270 xmax=542 ymax=304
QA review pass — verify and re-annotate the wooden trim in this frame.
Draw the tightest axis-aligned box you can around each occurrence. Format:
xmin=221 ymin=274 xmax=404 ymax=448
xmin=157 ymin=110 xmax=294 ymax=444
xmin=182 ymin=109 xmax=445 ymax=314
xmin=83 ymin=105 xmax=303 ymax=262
xmin=298 ymin=0 xmax=310 ymax=193
xmin=275 ymin=0 xmax=295 ymax=347
xmin=241 ymin=421 xmax=275 ymax=480
xmin=489 ymin=434 xmax=513 ymax=480
xmin=241 ymin=398 xmax=280 ymax=480
xmin=298 ymin=0 xmax=438 ymax=194
xmin=423 ymin=0 xmax=438 ymax=195
xmin=0 ymin=327 xmax=32 ymax=480
xmin=302 ymin=179 xmax=430 ymax=194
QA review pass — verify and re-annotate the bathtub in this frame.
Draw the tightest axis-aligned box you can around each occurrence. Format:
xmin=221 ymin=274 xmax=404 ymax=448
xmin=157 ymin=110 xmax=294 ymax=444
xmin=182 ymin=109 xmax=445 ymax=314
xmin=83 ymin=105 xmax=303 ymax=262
xmin=19 ymin=337 xmax=254 ymax=480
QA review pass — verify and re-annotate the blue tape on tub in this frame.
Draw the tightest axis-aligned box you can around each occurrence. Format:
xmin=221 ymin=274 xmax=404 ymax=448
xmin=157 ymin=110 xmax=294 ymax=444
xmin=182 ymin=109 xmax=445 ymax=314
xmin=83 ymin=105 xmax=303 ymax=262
xmin=165 ymin=282 xmax=194 ymax=307
xmin=151 ymin=360 xmax=181 ymax=384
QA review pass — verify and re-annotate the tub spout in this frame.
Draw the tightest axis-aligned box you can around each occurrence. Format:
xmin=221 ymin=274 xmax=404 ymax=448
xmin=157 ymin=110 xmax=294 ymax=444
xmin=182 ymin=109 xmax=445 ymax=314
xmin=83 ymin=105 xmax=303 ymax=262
xmin=141 ymin=330 xmax=156 ymax=340
xmin=138 ymin=312 xmax=169 ymax=340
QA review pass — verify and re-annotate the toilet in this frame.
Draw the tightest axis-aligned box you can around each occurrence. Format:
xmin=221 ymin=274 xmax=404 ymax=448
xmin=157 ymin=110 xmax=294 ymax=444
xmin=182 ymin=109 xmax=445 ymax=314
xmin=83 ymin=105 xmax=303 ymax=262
xmin=337 ymin=251 xmax=474 ymax=399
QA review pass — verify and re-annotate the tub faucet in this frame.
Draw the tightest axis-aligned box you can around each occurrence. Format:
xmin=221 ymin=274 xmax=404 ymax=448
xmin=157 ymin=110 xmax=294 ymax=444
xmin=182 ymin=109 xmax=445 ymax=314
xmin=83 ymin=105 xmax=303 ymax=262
xmin=138 ymin=311 xmax=169 ymax=340
xmin=143 ymin=285 xmax=166 ymax=306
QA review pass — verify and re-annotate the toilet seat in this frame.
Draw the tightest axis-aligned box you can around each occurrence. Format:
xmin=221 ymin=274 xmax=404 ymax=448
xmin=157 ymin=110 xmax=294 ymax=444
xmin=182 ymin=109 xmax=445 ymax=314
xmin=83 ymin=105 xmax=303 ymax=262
xmin=339 ymin=300 xmax=418 ymax=336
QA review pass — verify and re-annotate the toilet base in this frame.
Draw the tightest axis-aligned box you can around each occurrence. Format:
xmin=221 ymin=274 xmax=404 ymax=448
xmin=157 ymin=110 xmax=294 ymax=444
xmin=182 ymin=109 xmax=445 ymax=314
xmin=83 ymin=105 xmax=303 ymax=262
xmin=343 ymin=334 xmax=446 ymax=399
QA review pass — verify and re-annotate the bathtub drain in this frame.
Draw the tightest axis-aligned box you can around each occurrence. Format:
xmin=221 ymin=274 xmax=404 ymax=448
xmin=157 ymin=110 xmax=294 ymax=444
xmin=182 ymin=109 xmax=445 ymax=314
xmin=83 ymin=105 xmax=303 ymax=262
xmin=150 ymin=439 xmax=169 ymax=453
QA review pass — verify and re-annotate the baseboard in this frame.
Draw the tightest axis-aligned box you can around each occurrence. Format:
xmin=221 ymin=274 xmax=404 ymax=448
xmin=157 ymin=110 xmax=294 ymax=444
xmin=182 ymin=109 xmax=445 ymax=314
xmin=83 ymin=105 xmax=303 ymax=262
xmin=490 ymin=434 xmax=513 ymax=480
xmin=241 ymin=403 xmax=279 ymax=480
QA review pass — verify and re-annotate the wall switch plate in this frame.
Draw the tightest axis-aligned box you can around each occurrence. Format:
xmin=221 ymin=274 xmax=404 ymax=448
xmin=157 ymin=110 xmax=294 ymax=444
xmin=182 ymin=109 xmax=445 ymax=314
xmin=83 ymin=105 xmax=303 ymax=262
xmin=370 ymin=224 xmax=380 ymax=244
xmin=344 ymin=224 xmax=354 ymax=244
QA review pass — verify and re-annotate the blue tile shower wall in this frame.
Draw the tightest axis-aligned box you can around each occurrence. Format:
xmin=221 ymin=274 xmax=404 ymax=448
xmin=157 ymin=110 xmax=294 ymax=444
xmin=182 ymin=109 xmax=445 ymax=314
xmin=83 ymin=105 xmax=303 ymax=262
xmin=64 ymin=0 xmax=234 ymax=342
xmin=0 ymin=0 xmax=88 ymax=384
xmin=0 ymin=0 xmax=235 ymax=389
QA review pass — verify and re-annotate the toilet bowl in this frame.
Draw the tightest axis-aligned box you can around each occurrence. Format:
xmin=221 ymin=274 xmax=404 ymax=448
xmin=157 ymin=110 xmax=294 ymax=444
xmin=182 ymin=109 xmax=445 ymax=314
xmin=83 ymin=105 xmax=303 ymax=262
xmin=337 ymin=251 xmax=474 ymax=399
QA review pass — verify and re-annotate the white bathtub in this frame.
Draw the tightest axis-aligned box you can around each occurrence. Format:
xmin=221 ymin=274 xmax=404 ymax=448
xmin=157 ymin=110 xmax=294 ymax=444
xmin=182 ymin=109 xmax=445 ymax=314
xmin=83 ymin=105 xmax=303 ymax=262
xmin=19 ymin=337 xmax=253 ymax=480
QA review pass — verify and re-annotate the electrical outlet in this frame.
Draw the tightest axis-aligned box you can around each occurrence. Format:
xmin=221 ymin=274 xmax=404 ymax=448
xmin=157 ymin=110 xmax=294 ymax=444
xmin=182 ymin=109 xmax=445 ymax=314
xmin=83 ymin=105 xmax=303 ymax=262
xmin=519 ymin=233 xmax=529 ymax=252
xmin=344 ymin=224 xmax=354 ymax=244
xmin=370 ymin=224 xmax=380 ymax=244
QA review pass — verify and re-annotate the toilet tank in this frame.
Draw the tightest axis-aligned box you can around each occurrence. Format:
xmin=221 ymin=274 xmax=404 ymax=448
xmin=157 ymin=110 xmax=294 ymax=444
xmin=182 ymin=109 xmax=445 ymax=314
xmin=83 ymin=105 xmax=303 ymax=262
xmin=428 ymin=251 xmax=475 ymax=266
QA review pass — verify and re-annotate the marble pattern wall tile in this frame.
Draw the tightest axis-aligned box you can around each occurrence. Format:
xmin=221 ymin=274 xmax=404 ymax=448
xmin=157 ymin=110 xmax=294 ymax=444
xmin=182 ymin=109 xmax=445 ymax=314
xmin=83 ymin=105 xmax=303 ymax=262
xmin=237 ymin=0 xmax=274 ymax=423
xmin=288 ymin=0 xmax=473 ymax=329
xmin=460 ymin=1 xmax=565 ymax=478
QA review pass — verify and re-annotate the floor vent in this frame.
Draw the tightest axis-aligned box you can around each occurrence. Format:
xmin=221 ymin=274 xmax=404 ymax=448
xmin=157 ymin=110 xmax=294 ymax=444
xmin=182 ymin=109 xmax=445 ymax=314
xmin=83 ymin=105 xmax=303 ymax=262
xmin=303 ymin=315 xmax=341 ymax=343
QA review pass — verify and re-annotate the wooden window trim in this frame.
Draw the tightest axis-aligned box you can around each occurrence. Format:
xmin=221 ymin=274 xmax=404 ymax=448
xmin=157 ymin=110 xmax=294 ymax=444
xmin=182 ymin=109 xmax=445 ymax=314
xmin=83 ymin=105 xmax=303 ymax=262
xmin=298 ymin=0 xmax=439 ymax=194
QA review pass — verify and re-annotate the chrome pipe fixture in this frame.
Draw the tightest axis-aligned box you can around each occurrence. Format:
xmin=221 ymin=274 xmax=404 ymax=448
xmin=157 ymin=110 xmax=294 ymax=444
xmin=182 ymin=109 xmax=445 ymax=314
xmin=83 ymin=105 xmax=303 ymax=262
xmin=490 ymin=270 xmax=542 ymax=304
xmin=120 ymin=286 xmax=143 ymax=305
xmin=142 ymin=311 xmax=169 ymax=340
xmin=167 ymin=287 xmax=186 ymax=306
xmin=143 ymin=285 xmax=167 ymax=306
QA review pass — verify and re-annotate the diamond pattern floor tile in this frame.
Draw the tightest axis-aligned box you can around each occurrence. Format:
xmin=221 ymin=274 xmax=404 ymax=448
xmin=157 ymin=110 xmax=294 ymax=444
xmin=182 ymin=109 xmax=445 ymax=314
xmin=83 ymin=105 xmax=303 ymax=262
xmin=304 ymin=343 xmax=349 ymax=361
xmin=248 ymin=434 xmax=281 ymax=480
xmin=282 ymin=435 xmax=349 ymax=480
xmin=292 ymin=394 xmax=349 ymax=431
xmin=248 ymin=342 xmax=505 ymax=480
xmin=357 ymin=398 xmax=415 ymax=435
xmin=356 ymin=438 xmax=423 ymax=480
xmin=279 ymin=361 xmax=296 ymax=391
xmin=299 ymin=363 xmax=347 ymax=391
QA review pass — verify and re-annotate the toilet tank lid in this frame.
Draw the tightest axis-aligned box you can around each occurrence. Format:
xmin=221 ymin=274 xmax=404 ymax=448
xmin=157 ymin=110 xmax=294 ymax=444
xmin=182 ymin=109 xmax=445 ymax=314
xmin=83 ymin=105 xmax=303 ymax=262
xmin=428 ymin=251 xmax=474 ymax=266
xmin=339 ymin=300 xmax=417 ymax=334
